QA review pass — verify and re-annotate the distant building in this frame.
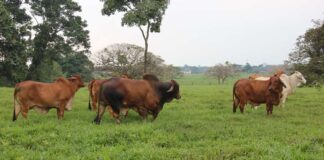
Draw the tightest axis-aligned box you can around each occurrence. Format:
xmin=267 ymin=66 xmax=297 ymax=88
xmin=182 ymin=69 xmax=192 ymax=75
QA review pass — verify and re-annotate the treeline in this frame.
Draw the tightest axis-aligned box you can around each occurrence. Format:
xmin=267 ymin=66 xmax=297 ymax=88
xmin=0 ymin=0 xmax=93 ymax=86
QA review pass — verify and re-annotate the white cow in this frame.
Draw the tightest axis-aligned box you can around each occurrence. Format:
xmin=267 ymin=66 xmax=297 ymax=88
xmin=253 ymin=71 xmax=306 ymax=108
xmin=279 ymin=71 xmax=306 ymax=107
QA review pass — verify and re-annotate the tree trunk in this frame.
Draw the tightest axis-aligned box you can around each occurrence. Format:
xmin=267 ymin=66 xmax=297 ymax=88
xmin=144 ymin=39 xmax=148 ymax=74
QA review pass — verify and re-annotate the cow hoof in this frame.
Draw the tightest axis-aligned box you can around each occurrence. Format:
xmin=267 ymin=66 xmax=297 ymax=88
xmin=93 ymin=119 xmax=101 ymax=125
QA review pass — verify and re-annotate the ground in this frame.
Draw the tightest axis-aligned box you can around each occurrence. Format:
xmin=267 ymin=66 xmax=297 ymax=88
xmin=0 ymin=74 xmax=323 ymax=159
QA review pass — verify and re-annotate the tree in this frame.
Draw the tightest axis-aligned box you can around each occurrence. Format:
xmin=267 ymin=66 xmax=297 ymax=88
xmin=287 ymin=19 xmax=324 ymax=84
xmin=242 ymin=62 xmax=252 ymax=73
xmin=59 ymin=53 xmax=94 ymax=82
xmin=100 ymin=0 xmax=170 ymax=73
xmin=26 ymin=0 xmax=91 ymax=81
xmin=0 ymin=0 xmax=31 ymax=85
xmin=206 ymin=62 xmax=238 ymax=84
xmin=94 ymin=43 xmax=179 ymax=80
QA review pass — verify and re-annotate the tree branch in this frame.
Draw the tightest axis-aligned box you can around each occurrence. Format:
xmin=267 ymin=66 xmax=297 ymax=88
xmin=138 ymin=25 xmax=146 ymax=41
xmin=146 ymin=21 xmax=150 ymax=41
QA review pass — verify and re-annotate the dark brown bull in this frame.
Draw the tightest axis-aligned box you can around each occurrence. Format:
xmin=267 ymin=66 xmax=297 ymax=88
xmin=233 ymin=75 xmax=286 ymax=115
xmin=88 ymin=74 xmax=130 ymax=111
xmin=93 ymin=74 xmax=181 ymax=124
xmin=13 ymin=75 xmax=85 ymax=121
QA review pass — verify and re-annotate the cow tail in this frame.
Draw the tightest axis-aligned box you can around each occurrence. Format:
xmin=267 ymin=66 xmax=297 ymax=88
xmin=12 ymin=85 xmax=20 ymax=121
xmin=233 ymin=81 xmax=238 ymax=101
xmin=88 ymin=80 xmax=94 ymax=110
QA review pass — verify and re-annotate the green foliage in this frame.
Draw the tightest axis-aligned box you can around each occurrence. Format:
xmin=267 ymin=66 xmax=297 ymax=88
xmin=100 ymin=0 xmax=169 ymax=73
xmin=32 ymin=60 xmax=64 ymax=82
xmin=0 ymin=74 xmax=324 ymax=159
xmin=0 ymin=0 xmax=31 ymax=85
xmin=26 ymin=0 xmax=91 ymax=81
xmin=59 ymin=53 xmax=94 ymax=82
xmin=288 ymin=19 xmax=324 ymax=84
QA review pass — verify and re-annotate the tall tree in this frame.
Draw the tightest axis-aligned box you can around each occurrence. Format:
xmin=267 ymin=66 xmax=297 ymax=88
xmin=26 ymin=0 xmax=91 ymax=81
xmin=287 ymin=19 xmax=324 ymax=84
xmin=0 ymin=0 xmax=31 ymax=85
xmin=100 ymin=0 xmax=169 ymax=73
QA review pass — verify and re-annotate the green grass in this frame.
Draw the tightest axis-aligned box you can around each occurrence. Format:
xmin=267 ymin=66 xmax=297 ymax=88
xmin=0 ymin=74 xmax=324 ymax=159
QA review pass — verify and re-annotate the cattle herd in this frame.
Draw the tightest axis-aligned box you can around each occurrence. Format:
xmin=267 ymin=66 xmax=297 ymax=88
xmin=11 ymin=70 xmax=306 ymax=124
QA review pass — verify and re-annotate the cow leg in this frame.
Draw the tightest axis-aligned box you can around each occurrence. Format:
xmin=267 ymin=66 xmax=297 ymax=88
xmin=152 ymin=110 xmax=160 ymax=121
xmin=107 ymin=106 xmax=114 ymax=118
xmin=21 ymin=104 xmax=29 ymax=120
xmin=92 ymin=95 xmax=98 ymax=111
xmin=138 ymin=108 xmax=148 ymax=120
xmin=280 ymin=93 xmax=288 ymax=108
xmin=233 ymin=98 xmax=239 ymax=113
xmin=112 ymin=109 xmax=121 ymax=124
xmin=266 ymin=104 xmax=273 ymax=115
xmin=13 ymin=100 xmax=21 ymax=121
xmin=239 ymin=101 xmax=245 ymax=113
xmin=57 ymin=106 xmax=64 ymax=120
xmin=93 ymin=103 xmax=106 ymax=124
xmin=120 ymin=107 xmax=128 ymax=119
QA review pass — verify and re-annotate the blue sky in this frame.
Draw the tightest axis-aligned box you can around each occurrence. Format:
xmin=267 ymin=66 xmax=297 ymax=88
xmin=77 ymin=0 xmax=324 ymax=66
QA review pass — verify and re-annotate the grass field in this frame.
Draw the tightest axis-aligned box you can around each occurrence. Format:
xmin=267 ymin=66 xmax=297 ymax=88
xmin=0 ymin=74 xmax=324 ymax=159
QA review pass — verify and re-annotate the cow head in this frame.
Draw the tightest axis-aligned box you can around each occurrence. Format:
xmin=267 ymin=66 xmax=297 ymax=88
xmin=68 ymin=75 xmax=85 ymax=88
xmin=293 ymin=71 xmax=307 ymax=86
xmin=165 ymin=80 xmax=181 ymax=101
xmin=268 ymin=76 xmax=286 ymax=93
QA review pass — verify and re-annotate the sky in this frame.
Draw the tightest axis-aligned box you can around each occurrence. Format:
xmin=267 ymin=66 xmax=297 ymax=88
xmin=76 ymin=0 xmax=324 ymax=66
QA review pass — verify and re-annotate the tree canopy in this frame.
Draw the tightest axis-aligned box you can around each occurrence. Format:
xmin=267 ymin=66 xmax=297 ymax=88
xmin=100 ymin=0 xmax=169 ymax=73
xmin=94 ymin=43 xmax=182 ymax=80
xmin=0 ymin=0 xmax=93 ymax=85
xmin=0 ymin=0 xmax=31 ymax=85
xmin=287 ymin=19 xmax=324 ymax=84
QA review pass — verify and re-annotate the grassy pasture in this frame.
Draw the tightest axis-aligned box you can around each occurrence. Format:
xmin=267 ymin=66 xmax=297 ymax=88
xmin=0 ymin=74 xmax=324 ymax=159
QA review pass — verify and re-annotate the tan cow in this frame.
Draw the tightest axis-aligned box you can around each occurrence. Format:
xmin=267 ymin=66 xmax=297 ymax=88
xmin=13 ymin=75 xmax=85 ymax=121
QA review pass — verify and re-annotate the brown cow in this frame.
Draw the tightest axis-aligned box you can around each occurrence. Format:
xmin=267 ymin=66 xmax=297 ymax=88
xmin=88 ymin=79 xmax=106 ymax=111
xmin=233 ymin=75 xmax=286 ymax=115
xmin=93 ymin=74 xmax=181 ymax=124
xmin=88 ymin=75 xmax=130 ymax=117
xmin=13 ymin=75 xmax=85 ymax=121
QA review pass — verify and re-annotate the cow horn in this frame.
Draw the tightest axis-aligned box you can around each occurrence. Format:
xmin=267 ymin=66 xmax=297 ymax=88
xmin=167 ymin=84 xmax=174 ymax=92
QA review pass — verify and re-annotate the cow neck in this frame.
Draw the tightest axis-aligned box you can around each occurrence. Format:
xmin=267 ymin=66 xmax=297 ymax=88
xmin=288 ymin=74 xmax=299 ymax=92
xmin=154 ymin=81 xmax=172 ymax=104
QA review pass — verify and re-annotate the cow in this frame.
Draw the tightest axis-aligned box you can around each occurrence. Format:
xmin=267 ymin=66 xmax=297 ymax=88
xmin=251 ymin=71 xmax=306 ymax=107
xmin=88 ymin=79 xmax=106 ymax=111
xmin=12 ymin=75 xmax=85 ymax=121
xmin=88 ymin=75 xmax=130 ymax=117
xmin=233 ymin=75 xmax=286 ymax=115
xmin=93 ymin=74 xmax=181 ymax=124
xmin=278 ymin=71 xmax=306 ymax=107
